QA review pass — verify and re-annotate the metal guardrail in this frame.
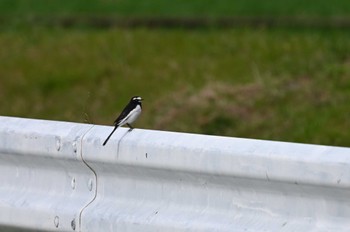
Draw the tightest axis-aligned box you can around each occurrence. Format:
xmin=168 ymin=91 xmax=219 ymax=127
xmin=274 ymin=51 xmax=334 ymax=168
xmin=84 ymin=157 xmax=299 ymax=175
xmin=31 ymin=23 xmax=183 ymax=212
xmin=0 ymin=116 xmax=350 ymax=231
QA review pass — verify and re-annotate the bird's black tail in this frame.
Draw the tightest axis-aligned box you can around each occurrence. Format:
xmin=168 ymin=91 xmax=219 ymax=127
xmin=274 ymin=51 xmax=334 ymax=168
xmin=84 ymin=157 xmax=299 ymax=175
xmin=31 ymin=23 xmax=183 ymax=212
xmin=102 ymin=126 xmax=118 ymax=146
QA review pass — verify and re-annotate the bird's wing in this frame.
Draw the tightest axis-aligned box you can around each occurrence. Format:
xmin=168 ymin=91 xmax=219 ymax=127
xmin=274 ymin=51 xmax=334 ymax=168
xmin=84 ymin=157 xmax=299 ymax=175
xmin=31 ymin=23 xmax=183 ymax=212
xmin=114 ymin=102 xmax=135 ymax=126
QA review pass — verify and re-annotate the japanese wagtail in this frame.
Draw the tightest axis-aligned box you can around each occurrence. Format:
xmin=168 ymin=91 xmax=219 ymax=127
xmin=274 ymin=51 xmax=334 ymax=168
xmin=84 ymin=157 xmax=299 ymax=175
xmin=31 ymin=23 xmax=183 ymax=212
xmin=103 ymin=96 xmax=143 ymax=146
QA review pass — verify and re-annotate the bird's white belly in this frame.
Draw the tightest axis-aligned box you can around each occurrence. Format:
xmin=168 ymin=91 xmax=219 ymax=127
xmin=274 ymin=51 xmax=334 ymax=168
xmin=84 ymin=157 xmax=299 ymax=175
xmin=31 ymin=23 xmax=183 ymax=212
xmin=120 ymin=105 xmax=142 ymax=126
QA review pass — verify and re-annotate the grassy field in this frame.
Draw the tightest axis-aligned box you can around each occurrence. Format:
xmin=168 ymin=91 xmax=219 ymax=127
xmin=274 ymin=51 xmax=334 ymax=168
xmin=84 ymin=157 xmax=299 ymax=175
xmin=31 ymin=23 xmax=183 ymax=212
xmin=2 ymin=0 xmax=350 ymax=29
xmin=1 ymin=0 xmax=350 ymax=17
xmin=0 ymin=2 xmax=349 ymax=147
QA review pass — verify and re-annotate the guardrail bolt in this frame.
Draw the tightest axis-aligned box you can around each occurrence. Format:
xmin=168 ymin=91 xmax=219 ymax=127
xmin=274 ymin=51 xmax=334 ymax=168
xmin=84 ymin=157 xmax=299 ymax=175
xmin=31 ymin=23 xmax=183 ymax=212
xmin=88 ymin=179 xmax=93 ymax=191
xmin=71 ymin=218 xmax=76 ymax=230
xmin=72 ymin=141 xmax=77 ymax=153
xmin=54 ymin=216 xmax=59 ymax=228
xmin=71 ymin=177 xmax=76 ymax=190
xmin=56 ymin=137 xmax=61 ymax=151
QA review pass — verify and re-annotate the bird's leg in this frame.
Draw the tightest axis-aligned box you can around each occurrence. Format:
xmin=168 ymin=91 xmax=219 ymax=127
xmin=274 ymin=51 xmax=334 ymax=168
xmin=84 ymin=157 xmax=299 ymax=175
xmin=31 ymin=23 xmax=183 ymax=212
xmin=127 ymin=123 xmax=134 ymax=131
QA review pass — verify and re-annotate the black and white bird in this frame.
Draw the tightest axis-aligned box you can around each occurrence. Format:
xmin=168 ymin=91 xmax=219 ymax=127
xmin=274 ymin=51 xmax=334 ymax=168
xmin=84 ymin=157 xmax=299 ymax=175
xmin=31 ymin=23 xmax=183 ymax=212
xmin=102 ymin=96 xmax=143 ymax=146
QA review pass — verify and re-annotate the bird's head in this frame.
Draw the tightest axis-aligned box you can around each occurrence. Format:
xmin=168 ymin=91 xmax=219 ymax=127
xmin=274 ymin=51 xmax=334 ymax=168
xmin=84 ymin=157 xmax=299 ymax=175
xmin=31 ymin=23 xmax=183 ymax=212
xmin=131 ymin=96 xmax=143 ymax=103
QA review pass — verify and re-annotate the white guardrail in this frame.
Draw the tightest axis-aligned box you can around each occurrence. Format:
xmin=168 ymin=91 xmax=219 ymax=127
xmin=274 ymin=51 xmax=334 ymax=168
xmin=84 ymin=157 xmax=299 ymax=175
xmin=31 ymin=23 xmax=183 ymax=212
xmin=0 ymin=116 xmax=350 ymax=232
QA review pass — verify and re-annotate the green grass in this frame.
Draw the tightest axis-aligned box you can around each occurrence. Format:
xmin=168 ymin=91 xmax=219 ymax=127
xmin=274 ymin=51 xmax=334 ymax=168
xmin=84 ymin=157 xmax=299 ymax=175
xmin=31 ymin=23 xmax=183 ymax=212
xmin=2 ymin=0 xmax=350 ymax=31
xmin=0 ymin=27 xmax=349 ymax=147
xmin=1 ymin=0 xmax=350 ymax=17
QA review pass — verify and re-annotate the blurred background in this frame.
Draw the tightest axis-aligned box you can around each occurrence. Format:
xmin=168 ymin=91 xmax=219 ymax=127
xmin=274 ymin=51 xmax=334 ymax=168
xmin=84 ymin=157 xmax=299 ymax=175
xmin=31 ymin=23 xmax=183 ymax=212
xmin=0 ymin=0 xmax=349 ymax=146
